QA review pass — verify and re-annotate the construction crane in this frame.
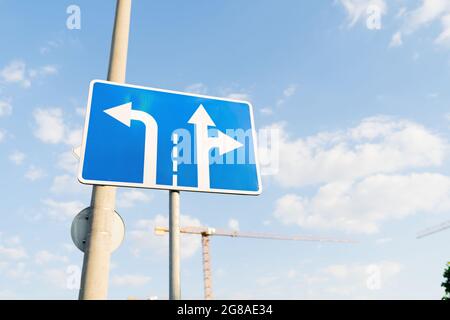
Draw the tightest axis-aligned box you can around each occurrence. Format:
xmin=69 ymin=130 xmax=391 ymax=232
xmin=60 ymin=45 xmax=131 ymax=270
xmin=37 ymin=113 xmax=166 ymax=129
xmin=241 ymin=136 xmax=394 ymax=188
xmin=155 ymin=226 xmax=356 ymax=300
xmin=417 ymin=219 xmax=450 ymax=239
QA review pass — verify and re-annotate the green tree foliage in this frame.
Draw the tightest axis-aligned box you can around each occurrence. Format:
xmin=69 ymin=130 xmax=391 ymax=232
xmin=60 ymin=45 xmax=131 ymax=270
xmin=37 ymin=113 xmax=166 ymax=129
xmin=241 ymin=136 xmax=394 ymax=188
xmin=443 ymin=263 xmax=450 ymax=301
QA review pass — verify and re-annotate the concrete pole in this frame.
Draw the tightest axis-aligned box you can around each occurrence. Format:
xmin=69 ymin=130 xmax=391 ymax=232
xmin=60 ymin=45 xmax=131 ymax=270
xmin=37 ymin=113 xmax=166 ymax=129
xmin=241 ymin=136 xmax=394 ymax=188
xmin=169 ymin=190 xmax=181 ymax=300
xmin=201 ymin=234 xmax=213 ymax=300
xmin=78 ymin=0 xmax=132 ymax=300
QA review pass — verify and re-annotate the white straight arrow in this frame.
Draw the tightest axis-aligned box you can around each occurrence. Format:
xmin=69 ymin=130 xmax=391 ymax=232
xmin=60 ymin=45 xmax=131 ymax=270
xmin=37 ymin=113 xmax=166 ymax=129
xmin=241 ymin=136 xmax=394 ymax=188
xmin=188 ymin=104 xmax=243 ymax=190
xmin=104 ymin=102 xmax=158 ymax=185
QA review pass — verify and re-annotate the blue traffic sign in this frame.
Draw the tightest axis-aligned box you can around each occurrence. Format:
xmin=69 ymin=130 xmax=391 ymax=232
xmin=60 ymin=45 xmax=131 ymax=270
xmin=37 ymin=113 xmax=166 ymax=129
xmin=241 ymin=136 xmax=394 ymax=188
xmin=78 ymin=80 xmax=262 ymax=195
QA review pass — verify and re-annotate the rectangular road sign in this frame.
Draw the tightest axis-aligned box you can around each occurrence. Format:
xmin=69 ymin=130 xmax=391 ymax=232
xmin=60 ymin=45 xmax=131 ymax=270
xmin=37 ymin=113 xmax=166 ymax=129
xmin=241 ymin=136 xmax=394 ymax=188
xmin=78 ymin=80 xmax=262 ymax=195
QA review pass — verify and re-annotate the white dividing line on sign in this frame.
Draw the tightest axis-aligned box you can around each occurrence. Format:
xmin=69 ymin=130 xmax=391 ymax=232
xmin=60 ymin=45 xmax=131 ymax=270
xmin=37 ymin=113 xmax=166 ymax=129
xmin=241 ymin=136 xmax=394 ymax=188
xmin=172 ymin=133 xmax=179 ymax=186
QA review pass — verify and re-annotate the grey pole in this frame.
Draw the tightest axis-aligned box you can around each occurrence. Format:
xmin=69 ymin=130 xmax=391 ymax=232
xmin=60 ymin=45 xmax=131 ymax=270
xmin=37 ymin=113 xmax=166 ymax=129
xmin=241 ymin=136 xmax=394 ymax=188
xmin=78 ymin=0 xmax=132 ymax=300
xmin=169 ymin=190 xmax=181 ymax=300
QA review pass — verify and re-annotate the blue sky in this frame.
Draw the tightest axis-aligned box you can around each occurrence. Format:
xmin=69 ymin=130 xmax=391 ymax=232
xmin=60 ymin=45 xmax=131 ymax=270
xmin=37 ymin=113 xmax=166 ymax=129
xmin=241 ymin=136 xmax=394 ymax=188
xmin=1 ymin=0 xmax=450 ymax=299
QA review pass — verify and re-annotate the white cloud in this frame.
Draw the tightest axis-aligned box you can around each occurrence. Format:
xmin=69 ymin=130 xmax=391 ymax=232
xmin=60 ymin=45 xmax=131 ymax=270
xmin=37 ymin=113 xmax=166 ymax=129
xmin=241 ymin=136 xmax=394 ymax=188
xmin=57 ymin=151 xmax=78 ymax=174
xmin=325 ymin=264 xmax=350 ymax=279
xmin=0 ymin=245 xmax=27 ymax=260
xmin=40 ymin=39 xmax=63 ymax=55
xmin=184 ymin=83 xmax=251 ymax=102
xmin=0 ymin=235 xmax=27 ymax=260
xmin=0 ymin=290 xmax=16 ymax=299
xmin=42 ymin=198 xmax=84 ymax=220
xmin=375 ymin=237 xmax=392 ymax=245
xmin=184 ymin=83 xmax=208 ymax=95
xmin=271 ymin=116 xmax=447 ymax=188
xmin=226 ymin=92 xmax=251 ymax=101
xmin=117 ymin=190 xmax=152 ymax=209
xmin=61 ymin=243 xmax=76 ymax=254
xmin=34 ymin=250 xmax=68 ymax=265
xmin=339 ymin=0 xmax=450 ymax=46
xmin=260 ymin=107 xmax=273 ymax=115
xmin=338 ymin=0 xmax=387 ymax=27
xmin=435 ymin=14 xmax=450 ymax=45
xmin=283 ymin=85 xmax=297 ymax=98
xmin=9 ymin=151 xmax=25 ymax=165
xmin=65 ymin=128 xmax=83 ymax=147
xmin=219 ymin=85 xmax=252 ymax=102
xmin=0 ymin=99 xmax=12 ymax=117
xmin=5 ymin=262 xmax=33 ymax=281
xmin=38 ymin=65 xmax=58 ymax=76
xmin=240 ymin=260 xmax=402 ymax=299
xmin=319 ymin=261 xmax=402 ymax=297
xmin=111 ymin=274 xmax=151 ymax=287
xmin=276 ymin=84 xmax=297 ymax=107
xmin=0 ymin=60 xmax=57 ymax=87
xmin=396 ymin=7 xmax=407 ymax=19
xmin=4 ymin=236 xmax=21 ymax=246
xmin=389 ymin=31 xmax=403 ymax=47
xmin=75 ymin=107 xmax=86 ymax=117
xmin=404 ymin=0 xmax=450 ymax=32
xmin=130 ymin=214 xmax=202 ymax=259
xmin=0 ymin=60 xmax=30 ymax=87
xmin=25 ymin=165 xmax=45 ymax=181
xmin=33 ymin=108 xmax=65 ymax=144
xmin=270 ymin=117 xmax=450 ymax=234
xmin=33 ymin=108 xmax=82 ymax=146
xmin=50 ymin=174 xmax=83 ymax=194
xmin=274 ymin=173 xmax=450 ymax=234
xmin=0 ymin=130 xmax=5 ymax=143
xmin=43 ymin=268 xmax=68 ymax=289
xmin=392 ymin=0 xmax=450 ymax=46
xmin=228 ymin=218 xmax=240 ymax=231
xmin=50 ymin=175 xmax=72 ymax=193
xmin=256 ymin=275 xmax=278 ymax=287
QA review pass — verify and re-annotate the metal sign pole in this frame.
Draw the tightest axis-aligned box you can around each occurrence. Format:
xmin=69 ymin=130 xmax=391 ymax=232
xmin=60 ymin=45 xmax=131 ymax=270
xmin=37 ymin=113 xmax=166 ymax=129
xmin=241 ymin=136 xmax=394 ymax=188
xmin=169 ymin=190 xmax=181 ymax=300
xmin=78 ymin=0 xmax=132 ymax=300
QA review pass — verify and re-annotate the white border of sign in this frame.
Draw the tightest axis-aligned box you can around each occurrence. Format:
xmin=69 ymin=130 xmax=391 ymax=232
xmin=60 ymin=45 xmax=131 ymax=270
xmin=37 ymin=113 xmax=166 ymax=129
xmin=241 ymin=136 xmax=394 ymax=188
xmin=78 ymin=80 xmax=262 ymax=196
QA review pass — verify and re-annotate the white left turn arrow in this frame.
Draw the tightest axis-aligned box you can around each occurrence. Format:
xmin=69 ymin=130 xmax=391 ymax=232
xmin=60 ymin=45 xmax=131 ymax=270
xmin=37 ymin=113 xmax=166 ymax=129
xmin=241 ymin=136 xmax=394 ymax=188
xmin=104 ymin=102 xmax=158 ymax=185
